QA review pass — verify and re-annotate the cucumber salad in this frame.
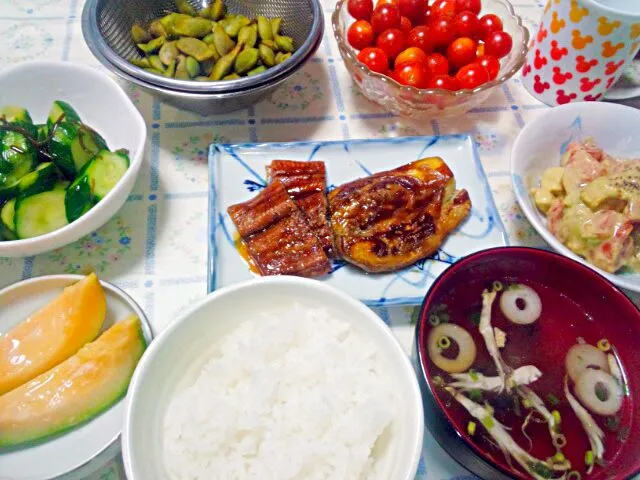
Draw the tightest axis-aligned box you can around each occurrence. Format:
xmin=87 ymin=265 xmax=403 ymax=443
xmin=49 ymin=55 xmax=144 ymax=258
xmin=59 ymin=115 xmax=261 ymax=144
xmin=0 ymin=101 xmax=129 ymax=241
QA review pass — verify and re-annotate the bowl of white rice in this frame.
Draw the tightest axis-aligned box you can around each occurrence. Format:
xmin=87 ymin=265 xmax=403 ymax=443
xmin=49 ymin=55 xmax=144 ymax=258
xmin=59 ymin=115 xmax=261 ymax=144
xmin=122 ymin=276 xmax=424 ymax=480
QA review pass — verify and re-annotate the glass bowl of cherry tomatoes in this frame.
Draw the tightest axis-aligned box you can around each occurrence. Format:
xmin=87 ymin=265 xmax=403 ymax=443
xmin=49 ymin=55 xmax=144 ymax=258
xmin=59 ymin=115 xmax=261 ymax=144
xmin=332 ymin=0 xmax=529 ymax=117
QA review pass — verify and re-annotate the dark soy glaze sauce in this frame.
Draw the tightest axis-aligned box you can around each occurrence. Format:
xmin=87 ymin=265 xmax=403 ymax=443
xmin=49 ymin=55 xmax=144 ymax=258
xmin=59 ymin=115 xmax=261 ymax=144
xmin=426 ymin=278 xmax=632 ymax=479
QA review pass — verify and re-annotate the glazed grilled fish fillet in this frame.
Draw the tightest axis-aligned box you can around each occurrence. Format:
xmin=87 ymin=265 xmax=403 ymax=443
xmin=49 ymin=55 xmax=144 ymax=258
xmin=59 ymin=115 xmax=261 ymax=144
xmin=327 ymin=157 xmax=471 ymax=273
xmin=227 ymin=180 xmax=331 ymax=277
xmin=267 ymin=160 xmax=336 ymax=258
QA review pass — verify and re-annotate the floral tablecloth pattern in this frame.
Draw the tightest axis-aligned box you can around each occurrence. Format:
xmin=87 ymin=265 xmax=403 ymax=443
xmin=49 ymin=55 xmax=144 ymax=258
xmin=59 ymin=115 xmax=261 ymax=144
xmin=1 ymin=1 xmax=640 ymax=479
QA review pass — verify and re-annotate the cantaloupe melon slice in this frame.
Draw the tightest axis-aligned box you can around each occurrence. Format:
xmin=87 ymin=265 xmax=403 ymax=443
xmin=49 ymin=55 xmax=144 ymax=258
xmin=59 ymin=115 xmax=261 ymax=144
xmin=0 ymin=273 xmax=106 ymax=395
xmin=0 ymin=315 xmax=146 ymax=448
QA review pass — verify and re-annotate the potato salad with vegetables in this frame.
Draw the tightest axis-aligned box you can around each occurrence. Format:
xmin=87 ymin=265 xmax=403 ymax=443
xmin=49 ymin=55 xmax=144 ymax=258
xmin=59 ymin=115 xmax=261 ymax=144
xmin=0 ymin=101 xmax=129 ymax=240
xmin=532 ymin=139 xmax=640 ymax=273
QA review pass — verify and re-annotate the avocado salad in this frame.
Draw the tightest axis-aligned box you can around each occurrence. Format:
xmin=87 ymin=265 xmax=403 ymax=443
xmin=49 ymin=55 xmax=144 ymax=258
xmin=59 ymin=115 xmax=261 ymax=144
xmin=532 ymin=139 xmax=640 ymax=274
xmin=0 ymin=101 xmax=129 ymax=241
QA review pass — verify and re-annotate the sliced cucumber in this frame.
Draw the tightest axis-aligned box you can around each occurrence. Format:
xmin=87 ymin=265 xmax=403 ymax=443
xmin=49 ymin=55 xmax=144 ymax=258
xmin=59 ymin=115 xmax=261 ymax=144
xmin=15 ymin=190 xmax=68 ymax=239
xmin=35 ymin=123 xmax=49 ymax=143
xmin=70 ymin=125 xmax=108 ymax=173
xmin=83 ymin=149 xmax=130 ymax=200
xmin=65 ymin=175 xmax=93 ymax=223
xmin=47 ymin=100 xmax=80 ymax=129
xmin=53 ymin=180 xmax=70 ymax=191
xmin=0 ymin=106 xmax=33 ymax=126
xmin=0 ymin=183 xmax=17 ymax=202
xmin=47 ymin=122 xmax=78 ymax=178
xmin=0 ymin=198 xmax=16 ymax=240
xmin=0 ymin=130 xmax=36 ymax=184
xmin=48 ymin=122 xmax=107 ymax=178
xmin=17 ymin=162 xmax=57 ymax=198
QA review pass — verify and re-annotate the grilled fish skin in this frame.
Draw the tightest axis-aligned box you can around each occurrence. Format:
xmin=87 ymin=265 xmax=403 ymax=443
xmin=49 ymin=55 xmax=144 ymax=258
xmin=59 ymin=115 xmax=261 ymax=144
xmin=328 ymin=157 xmax=471 ymax=273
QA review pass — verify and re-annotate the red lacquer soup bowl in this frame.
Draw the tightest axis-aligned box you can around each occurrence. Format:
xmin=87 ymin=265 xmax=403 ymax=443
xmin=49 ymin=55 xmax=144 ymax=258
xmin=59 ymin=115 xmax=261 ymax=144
xmin=416 ymin=247 xmax=640 ymax=480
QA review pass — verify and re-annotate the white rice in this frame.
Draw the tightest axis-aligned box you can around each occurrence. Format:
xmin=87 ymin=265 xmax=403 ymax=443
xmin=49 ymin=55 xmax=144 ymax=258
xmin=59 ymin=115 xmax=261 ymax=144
xmin=163 ymin=304 xmax=397 ymax=480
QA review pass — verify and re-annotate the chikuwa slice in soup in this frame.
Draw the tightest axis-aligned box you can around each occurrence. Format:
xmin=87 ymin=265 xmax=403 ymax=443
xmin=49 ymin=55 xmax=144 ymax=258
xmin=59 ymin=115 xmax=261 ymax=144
xmin=424 ymin=280 xmax=631 ymax=480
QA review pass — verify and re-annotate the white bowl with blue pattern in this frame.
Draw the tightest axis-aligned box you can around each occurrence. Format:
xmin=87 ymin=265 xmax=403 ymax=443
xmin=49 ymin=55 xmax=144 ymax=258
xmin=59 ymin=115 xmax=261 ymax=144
xmin=511 ymin=101 xmax=640 ymax=293
xmin=209 ymin=135 xmax=508 ymax=306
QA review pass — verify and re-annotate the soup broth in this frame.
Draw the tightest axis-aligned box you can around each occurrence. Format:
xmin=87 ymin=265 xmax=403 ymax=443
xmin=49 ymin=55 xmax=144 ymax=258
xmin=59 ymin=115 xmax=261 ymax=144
xmin=424 ymin=278 xmax=632 ymax=480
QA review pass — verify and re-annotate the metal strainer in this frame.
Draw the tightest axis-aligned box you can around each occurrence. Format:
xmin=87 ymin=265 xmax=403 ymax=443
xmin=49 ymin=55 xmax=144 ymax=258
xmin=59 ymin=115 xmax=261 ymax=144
xmin=82 ymin=0 xmax=323 ymax=94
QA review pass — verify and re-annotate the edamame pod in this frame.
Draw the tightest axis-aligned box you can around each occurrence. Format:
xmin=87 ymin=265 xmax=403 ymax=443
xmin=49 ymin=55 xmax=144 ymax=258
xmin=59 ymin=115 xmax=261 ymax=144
xmin=238 ymin=24 xmax=258 ymax=49
xmin=185 ymin=56 xmax=201 ymax=77
xmin=257 ymin=16 xmax=273 ymax=41
xmin=176 ymin=37 xmax=215 ymax=61
xmin=148 ymin=55 xmax=166 ymax=72
xmin=247 ymin=65 xmax=267 ymax=76
xmin=210 ymin=44 xmax=241 ymax=80
xmin=234 ymin=48 xmax=259 ymax=74
xmin=131 ymin=24 xmax=151 ymax=44
xmin=275 ymin=35 xmax=294 ymax=53
xmin=137 ymin=36 xmax=165 ymax=54
xmin=259 ymin=44 xmax=275 ymax=67
xmin=175 ymin=0 xmax=197 ymax=16
xmin=173 ymin=16 xmax=212 ymax=38
xmin=210 ymin=0 xmax=225 ymax=20
xmin=224 ymin=16 xmax=250 ymax=38
xmin=159 ymin=41 xmax=179 ymax=65
xmin=213 ymin=25 xmax=236 ymax=56
xmin=271 ymin=18 xmax=282 ymax=37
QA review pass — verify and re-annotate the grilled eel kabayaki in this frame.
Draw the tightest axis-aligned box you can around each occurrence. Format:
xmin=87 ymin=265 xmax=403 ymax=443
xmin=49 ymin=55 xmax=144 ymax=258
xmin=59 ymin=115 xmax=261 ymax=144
xmin=227 ymin=180 xmax=332 ymax=277
xmin=266 ymin=160 xmax=336 ymax=259
xmin=327 ymin=157 xmax=471 ymax=273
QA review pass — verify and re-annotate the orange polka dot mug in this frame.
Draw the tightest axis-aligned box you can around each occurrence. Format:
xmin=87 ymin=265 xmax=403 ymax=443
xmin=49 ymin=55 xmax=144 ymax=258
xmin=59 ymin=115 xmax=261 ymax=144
xmin=522 ymin=0 xmax=640 ymax=105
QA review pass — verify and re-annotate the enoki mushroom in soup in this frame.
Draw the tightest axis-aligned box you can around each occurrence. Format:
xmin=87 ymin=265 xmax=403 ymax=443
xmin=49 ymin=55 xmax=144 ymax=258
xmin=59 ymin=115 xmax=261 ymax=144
xmin=424 ymin=280 xmax=631 ymax=480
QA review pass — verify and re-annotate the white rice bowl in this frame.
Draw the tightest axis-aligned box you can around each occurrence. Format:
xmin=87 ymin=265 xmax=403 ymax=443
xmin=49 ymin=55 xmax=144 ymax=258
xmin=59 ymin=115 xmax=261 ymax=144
xmin=122 ymin=277 xmax=423 ymax=480
xmin=164 ymin=305 xmax=396 ymax=480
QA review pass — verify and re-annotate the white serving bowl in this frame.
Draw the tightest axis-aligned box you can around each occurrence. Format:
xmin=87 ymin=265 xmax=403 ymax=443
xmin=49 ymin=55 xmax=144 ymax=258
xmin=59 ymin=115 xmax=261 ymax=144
xmin=511 ymin=101 xmax=640 ymax=292
xmin=0 ymin=61 xmax=146 ymax=258
xmin=123 ymin=276 xmax=424 ymax=480
xmin=0 ymin=274 xmax=153 ymax=480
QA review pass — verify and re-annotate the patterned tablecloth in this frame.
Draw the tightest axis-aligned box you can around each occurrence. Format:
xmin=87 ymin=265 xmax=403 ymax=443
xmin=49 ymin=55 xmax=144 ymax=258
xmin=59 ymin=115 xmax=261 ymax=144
xmin=1 ymin=1 xmax=640 ymax=479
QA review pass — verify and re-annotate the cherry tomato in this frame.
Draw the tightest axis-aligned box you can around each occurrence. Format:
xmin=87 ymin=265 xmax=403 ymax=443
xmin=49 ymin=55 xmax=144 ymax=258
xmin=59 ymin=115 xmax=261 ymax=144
xmin=426 ymin=52 xmax=449 ymax=75
xmin=455 ymin=0 xmax=481 ymax=15
xmin=453 ymin=11 xmax=480 ymax=38
xmin=376 ymin=28 xmax=407 ymax=59
xmin=376 ymin=0 xmax=399 ymax=7
xmin=407 ymin=25 xmax=434 ymax=54
xmin=395 ymin=62 xmax=431 ymax=88
xmin=484 ymin=30 xmax=512 ymax=58
xmin=371 ymin=4 xmax=401 ymax=33
xmin=395 ymin=46 xmax=428 ymax=68
xmin=357 ymin=47 xmax=389 ymax=73
xmin=400 ymin=15 xmax=413 ymax=32
xmin=478 ymin=14 xmax=503 ymax=41
xmin=446 ymin=37 xmax=477 ymax=69
xmin=476 ymin=42 xmax=485 ymax=57
xmin=455 ymin=61 xmax=489 ymax=88
xmin=398 ymin=0 xmax=424 ymax=23
xmin=427 ymin=73 xmax=460 ymax=90
xmin=430 ymin=18 xmax=455 ymax=47
xmin=477 ymin=54 xmax=500 ymax=79
xmin=347 ymin=20 xmax=375 ymax=50
xmin=430 ymin=0 xmax=457 ymax=21
xmin=347 ymin=0 xmax=374 ymax=20
xmin=423 ymin=6 xmax=432 ymax=24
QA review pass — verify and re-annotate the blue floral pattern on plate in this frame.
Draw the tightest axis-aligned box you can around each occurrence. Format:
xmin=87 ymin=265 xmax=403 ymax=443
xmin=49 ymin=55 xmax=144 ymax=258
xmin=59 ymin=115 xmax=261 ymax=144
xmin=208 ymin=135 xmax=508 ymax=306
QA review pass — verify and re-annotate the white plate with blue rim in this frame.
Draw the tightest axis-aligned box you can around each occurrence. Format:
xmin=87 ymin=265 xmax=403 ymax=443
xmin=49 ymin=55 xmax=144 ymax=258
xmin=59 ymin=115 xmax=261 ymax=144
xmin=208 ymin=135 xmax=508 ymax=306
xmin=511 ymin=101 xmax=640 ymax=293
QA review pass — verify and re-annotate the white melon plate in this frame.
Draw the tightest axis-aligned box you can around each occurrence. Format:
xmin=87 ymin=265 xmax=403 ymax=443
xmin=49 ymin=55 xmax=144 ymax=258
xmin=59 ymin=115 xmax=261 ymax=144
xmin=0 ymin=275 xmax=153 ymax=480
